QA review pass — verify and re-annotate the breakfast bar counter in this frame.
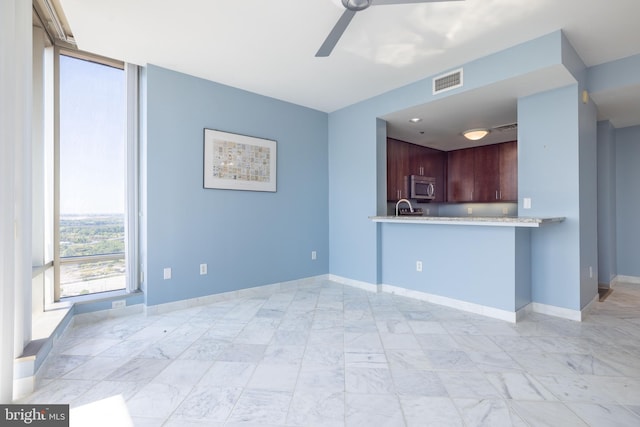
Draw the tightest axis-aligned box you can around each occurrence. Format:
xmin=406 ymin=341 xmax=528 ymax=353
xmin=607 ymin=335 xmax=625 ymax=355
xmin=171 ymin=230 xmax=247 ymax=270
xmin=370 ymin=216 xmax=565 ymax=227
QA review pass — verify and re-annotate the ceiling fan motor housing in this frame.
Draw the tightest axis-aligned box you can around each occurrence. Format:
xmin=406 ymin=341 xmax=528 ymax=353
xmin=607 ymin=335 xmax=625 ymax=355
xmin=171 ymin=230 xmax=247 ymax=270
xmin=342 ymin=0 xmax=372 ymax=11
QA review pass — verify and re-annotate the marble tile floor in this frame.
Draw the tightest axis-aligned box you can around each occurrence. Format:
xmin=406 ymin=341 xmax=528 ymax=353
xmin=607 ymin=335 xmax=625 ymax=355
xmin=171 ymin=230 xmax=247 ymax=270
xmin=16 ymin=280 xmax=640 ymax=426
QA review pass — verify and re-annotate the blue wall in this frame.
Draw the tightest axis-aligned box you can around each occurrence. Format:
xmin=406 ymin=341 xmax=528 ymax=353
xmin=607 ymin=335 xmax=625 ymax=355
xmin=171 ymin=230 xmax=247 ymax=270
xmin=590 ymin=55 xmax=640 ymax=284
xmin=328 ymin=103 xmax=382 ymax=284
xmin=615 ymin=125 xmax=640 ymax=277
xmin=518 ymin=86 xmax=582 ymax=309
xmin=597 ymin=121 xmax=617 ymax=285
xmin=588 ymin=54 xmax=640 ymax=94
xmin=578 ymin=88 xmax=598 ymax=308
xmin=142 ymin=65 xmax=329 ymax=306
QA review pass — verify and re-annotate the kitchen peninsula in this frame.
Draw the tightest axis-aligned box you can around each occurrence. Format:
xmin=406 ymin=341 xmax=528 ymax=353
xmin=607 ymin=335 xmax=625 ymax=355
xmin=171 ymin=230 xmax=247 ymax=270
xmin=371 ymin=214 xmax=565 ymax=322
xmin=371 ymin=215 xmax=564 ymax=227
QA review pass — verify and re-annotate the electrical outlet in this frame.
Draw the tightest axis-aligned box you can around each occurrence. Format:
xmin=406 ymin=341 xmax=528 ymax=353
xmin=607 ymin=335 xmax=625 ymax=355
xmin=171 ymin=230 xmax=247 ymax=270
xmin=502 ymin=207 xmax=509 ymax=215
xmin=589 ymin=266 xmax=593 ymax=278
xmin=416 ymin=261 xmax=423 ymax=272
xmin=112 ymin=300 xmax=126 ymax=309
xmin=523 ymin=197 xmax=532 ymax=209
xmin=311 ymin=251 xmax=317 ymax=260
xmin=467 ymin=207 xmax=473 ymax=215
xmin=163 ymin=267 xmax=171 ymax=280
xmin=425 ymin=208 xmax=430 ymax=215
xmin=200 ymin=263 xmax=207 ymax=275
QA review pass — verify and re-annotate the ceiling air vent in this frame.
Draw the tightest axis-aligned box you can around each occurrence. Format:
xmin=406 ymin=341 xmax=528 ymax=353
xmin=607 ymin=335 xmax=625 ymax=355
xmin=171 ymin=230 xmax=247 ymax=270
xmin=432 ymin=68 xmax=463 ymax=95
xmin=493 ymin=122 xmax=518 ymax=132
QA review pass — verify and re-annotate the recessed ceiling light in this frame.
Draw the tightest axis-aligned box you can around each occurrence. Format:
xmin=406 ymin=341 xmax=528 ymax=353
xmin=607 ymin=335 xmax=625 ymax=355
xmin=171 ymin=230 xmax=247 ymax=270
xmin=409 ymin=118 xmax=422 ymax=123
xmin=463 ymin=128 xmax=490 ymax=140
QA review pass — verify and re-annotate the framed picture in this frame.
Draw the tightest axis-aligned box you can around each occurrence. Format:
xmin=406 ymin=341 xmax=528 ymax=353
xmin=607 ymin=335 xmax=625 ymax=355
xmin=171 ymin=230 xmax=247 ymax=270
xmin=203 ymin=129 xmax=277 ymax=192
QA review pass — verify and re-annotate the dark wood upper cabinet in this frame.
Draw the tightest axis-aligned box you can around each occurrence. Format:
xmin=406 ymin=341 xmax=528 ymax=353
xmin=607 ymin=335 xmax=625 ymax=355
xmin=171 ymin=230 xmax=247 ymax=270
xmin=387 ymin=138 xmax=409 ymax=201
xmin=473 ymin=144 xmax=501 ymax=202
xmin=409 ymin=144 xmax=446 ymax=202
xmin=446 ymin=148 xmax=475 ymax=202
xmin=447 ymin=141 xmax=517 ymax=203
xmin=388 ymin=138 xmax=516 ymax=204
xmin=499 ymin=141 xmax=518 ymax=201
xmin=387 ymin=139 xmax=446 ymax=202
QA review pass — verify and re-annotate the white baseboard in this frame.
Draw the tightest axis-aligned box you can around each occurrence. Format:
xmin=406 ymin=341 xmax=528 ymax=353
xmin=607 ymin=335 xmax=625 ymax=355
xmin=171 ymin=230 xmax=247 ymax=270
xmin=327 ymin=274 xmax=377 ymax=293
xmin=328 ymin=275 xmax=608 ymax=323
xmin=611 ymin=275 xmax=640 ymax=286
xmin=529 ymin=302 xmax=581 ymax=321
xmin=329 ymin=274 xmax=520 ymax=323
xmin=528 ymin=292 xmax=598 ymax=322
xmin=145 ymin=274 xmax=330 ymax=316
xmin=381 ymin=283 xmax=520 ymax=323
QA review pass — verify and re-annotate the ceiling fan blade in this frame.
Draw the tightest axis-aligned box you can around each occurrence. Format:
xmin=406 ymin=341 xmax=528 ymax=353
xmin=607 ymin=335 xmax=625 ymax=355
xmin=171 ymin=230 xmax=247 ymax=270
xmin=372 ymin=0 xmax=464 ymax=5
xmin=316 ymin=9 xmax=357 ymax=57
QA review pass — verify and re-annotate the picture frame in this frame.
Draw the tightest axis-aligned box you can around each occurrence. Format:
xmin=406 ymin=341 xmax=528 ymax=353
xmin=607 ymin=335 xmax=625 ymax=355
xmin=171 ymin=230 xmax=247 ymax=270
xmin=203 ymin=128 xmax=277 ymax=192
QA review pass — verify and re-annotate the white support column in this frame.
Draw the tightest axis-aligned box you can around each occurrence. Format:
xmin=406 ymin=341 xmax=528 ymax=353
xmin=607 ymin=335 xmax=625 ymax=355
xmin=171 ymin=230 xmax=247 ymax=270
xmin=0 ymin=0 xmax=18 ymax=404
xmin=15 ymin=0 xmax=34 ymax=362
xmin=32 ymin=26 xmax=46 ymax=316
xmin=125 ymin=64 xmax=140 ymax=293
xmin=0 ymin=0 xmax=32 ymax=403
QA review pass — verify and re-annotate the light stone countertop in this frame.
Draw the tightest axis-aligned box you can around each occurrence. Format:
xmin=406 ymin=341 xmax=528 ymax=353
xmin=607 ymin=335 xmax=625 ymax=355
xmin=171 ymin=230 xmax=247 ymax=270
xmin=370 ymin=215 xmax=565 ymax=227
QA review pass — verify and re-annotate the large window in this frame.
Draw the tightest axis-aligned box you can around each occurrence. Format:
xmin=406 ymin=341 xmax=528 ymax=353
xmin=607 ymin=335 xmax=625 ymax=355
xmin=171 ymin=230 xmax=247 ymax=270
xmin=56 ymin=53 xmax=135 ymax=298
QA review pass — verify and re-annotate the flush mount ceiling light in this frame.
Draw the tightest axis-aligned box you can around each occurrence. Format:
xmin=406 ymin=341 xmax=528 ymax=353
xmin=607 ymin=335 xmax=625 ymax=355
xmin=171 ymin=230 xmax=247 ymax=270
xmin=463 ymin=128 xmax=490 ymax=141
xmin=409 ymin=118 xmax=422 ymax=123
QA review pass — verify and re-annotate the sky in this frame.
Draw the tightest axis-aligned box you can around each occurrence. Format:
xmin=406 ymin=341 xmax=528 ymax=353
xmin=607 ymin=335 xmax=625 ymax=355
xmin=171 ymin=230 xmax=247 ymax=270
xmin=59 ymin=55 xmax=125 ymax=215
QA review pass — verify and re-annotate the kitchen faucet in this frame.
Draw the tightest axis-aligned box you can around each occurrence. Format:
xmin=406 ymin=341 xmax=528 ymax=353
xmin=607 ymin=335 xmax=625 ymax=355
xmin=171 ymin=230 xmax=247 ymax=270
xmin=395 ymin=198 xmax=414 ymax=216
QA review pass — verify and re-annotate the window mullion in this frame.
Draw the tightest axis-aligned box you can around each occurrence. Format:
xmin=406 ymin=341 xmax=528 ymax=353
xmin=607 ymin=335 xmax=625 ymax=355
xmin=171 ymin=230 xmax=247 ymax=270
xmin=52 ymin=45 xmax=61 ymax=302
xmin=125 ymin=63 xmax=139 ymax=294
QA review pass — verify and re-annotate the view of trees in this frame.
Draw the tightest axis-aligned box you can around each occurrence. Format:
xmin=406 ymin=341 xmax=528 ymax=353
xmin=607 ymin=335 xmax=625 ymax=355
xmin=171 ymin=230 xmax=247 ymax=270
xmin=60 ymin=214 xmax=124 ymax=257
xmin=59 ymin=214 xmax=126 ymax=296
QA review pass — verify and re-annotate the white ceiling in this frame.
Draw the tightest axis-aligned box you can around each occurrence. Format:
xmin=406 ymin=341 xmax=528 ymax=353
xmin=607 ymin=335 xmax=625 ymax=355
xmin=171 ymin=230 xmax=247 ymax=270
xmin=58 ymin=0 xmax=640 ymax=149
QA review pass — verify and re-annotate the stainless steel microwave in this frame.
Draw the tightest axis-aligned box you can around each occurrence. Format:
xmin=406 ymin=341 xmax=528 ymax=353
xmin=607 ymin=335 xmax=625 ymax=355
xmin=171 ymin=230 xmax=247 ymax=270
xmin=405 ymin=175 xmax=436 ymax=201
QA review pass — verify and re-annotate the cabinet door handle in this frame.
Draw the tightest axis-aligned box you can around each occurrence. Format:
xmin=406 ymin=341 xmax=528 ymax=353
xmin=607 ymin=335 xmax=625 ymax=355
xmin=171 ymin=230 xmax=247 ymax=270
xmin=496 ymin=190 xmax=498 ymax=200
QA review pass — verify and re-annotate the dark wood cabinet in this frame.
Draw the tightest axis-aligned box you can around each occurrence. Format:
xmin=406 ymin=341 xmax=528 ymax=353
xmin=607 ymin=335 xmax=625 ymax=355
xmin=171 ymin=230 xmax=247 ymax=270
xmin=408 ymin=144 xmax=446 ymax=202
xmin=387 ymin=139 xmax=446 ymax=202
xmin=499 ymin=141 xmax=518 ymax=201
xmin=388 ymin=138 xmax=516 ymax=204
xmin=447 ymin=148 xmax=475 ymax=202
xmin=387 ymin=138 xmax=409 ymax=201
xmin=447 ymin=141 xmax=517 ymax=203
xmin=473 ymin=144 xmax=501 ymax=202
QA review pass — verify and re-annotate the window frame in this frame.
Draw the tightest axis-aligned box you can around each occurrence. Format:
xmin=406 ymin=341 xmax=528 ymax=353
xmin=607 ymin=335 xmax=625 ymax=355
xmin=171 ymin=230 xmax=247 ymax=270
xmin=51 ymin=47 xmax=139 ymax=302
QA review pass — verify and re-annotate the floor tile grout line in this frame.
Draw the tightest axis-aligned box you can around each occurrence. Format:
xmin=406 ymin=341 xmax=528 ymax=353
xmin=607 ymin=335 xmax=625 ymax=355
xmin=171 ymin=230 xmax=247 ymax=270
xmin=17 ymin=281 xmax=640 ymax=426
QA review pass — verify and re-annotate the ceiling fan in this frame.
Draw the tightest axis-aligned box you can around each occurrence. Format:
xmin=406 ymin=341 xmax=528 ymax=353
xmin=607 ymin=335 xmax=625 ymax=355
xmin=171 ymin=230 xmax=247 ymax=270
xmin=316 ymin=0 xmax=464 ymax=57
